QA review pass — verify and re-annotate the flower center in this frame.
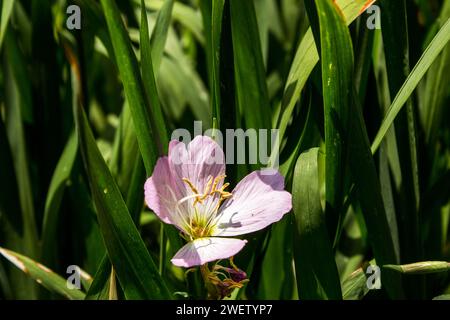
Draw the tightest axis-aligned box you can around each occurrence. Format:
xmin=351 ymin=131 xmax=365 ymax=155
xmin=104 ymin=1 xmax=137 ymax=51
xmin=180 ymin=175 xmax=232 ymax=240
xmin=190 ymin=219 xmax=211 ymax=239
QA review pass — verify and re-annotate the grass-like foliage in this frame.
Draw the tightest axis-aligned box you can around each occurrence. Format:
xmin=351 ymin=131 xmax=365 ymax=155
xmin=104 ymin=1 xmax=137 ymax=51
xmin=0 ymin=0 xmax=449 ymax=300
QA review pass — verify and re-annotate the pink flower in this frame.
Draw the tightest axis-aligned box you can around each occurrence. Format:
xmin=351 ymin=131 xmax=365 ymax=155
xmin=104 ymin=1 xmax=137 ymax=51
xmin=144 ymin=136 xmax=292 ymax=268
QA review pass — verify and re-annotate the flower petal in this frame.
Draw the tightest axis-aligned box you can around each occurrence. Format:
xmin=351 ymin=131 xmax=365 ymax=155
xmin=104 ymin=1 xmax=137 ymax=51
xmin=171 ymin=237 xmax=247 ymax=268
xmin=212 ymin=170 xmax=292 ymax=237
xmin=144 ymin=157 xmax=181 ymax=226
xmin=168 ymin=136 xmax=226 ymax=197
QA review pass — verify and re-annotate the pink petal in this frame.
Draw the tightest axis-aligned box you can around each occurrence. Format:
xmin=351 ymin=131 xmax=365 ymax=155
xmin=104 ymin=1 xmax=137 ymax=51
xmin=171 ymin=237 xmax=247 ymax=268
xmin=168 ymin=136 xmax=225 ymax=197
xmin=212 ymin=170 xmax=292 ymax=237
xmin=144 ymin=157 xmax=180 ymax=225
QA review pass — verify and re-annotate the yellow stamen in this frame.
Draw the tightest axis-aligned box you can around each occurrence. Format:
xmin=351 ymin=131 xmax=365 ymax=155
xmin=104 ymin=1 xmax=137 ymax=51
xmin=197 ymin=176 xmax=214 ymax=204
xmin=180 ymin=175 xmax=234 ymax=239
xmin=210 ymin=175 xmax=226 ymax=195
xmin=182 ymin=178 xmax=200 ymax=195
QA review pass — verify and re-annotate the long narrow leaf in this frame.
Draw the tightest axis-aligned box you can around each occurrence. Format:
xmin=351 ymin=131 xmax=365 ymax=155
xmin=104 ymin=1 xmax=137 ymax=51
xmin=293 ymin=148 xmax=342 ymax=299
xmin=148 ymin=0 xmax=174 ymax=75
xmin=230 ymin=0 xmax=271 ymax=131
xmin=315 ymin=0 xmax=354 ymax=239
xmin=68 ymin=45 xmax=171 ymax=299
xmin=384 ymin=261 xmax=450 ymax=275
xmin=41 ymin=132 xmax=78 ymax=267
xmin=0 ymin=247 xmax=85 ymax=300
xmin=100 ymin=0 xmax=159 ymax=175
xmin=277 ymin=0 xmax=375 ymax=141
xmin=371 ymin=17 xmax=450 ymax=152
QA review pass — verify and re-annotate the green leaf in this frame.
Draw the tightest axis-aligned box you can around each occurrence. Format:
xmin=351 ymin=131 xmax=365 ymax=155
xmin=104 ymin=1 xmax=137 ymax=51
xmin=70 ymin=49 xmax=171 ymax=299
xmin=314 ymin=0 xmax=354 ymax=238
xmin=378 ymin=1 xmax=421 ymax=278
xmin=276 ymin=0 xmax=373 ymax=142
xmin=0 ymin=112 xmax=36 ymax=299
xmin=100 ymin=0 xmax=160 ymax=175
xmin=292 ymin=148 xmax=342 ymax=299
xmin=342 ymin=261 xmax=376 ymax=300
xmin=74 ymin=99 xmax=171 ymax=299
xmin=140 ymin=0 xmax=169 ymax=152
xmin=421 ymin=0 xmax=450 ymax=145
xmin=0 ymin=247 xmax=85 ymax=300
xmin=140 ymin=1 xmax=183 ymax=276
xmin=2 ymin=27 xmax=38 ymax=264
xmin=138 ymin=0 xmax=205 ymax=45
xmin=0 ymin=0 xmax=15 ymax=49
xmin=371 ymin=17 xmax=450 ymax=152
xmin=85 ymin=256 xmax=112 ymax=300
xmin=433 ymin=294 xmax=450 ymax=300
xmin=384 ymin=261 xmax=450 ymax=275
xmin=74 ymin=0 xmax=115 ymax=59
xmin=41 ymin=132 xmax=78 ymax=267
xmin=279 ymin=94 xmax=318 ymax=186
xmin=348 ymin=90 xmax=404 ymax=299
xmin=158 ymin=54 xmax=211 ymax=126
xmin=354 ymin=18 xmax=375 ymax=103
xmin=372 ymin=30 xmax=401 ymax=262
xmin=0 ymin=259 xmax=12 ymax=299
xmin=199 ymin=0 xmax=224 ymax=126
xmin=254 ymin=0 xmax=271 ymax=67
xmin=109 ymin=102 xmax=141 ymax=194
xmin=67 ymin=162 xmax=106 ymax=275
xmin=148 ymin=0 xmax=174 ymax=75
xmin=230 ymin=0 xmax=271 ymax=131
xmin=256 ymin=217 xmax=295 ymax=299
xmin=422 ymin=0 xmax=450 ymax=147
xmin=4 ymin=24 xmax=32 ymax=122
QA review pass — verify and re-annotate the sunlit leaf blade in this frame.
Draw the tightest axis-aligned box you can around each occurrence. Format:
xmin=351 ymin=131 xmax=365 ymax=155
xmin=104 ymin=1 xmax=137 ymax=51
xmin=0 ymin=0 xmax=449 ymax=303
xmin=100 ymin=0 xmax=159 ymax=175
xmin=0 ymin=247 xmax=85 ymax=300
xmin=0 ymin=0 xmax=15 ymax=49
xmin=140 ymin=0 xmax=169 ymax=151
xmin=433 ymin=294 xmax=450 ymax=300
xmin=69 ymin=47 xmax=171 ymax=299
xmin=371 ymin=17 xmax=450 ymax=152
xmin=293 ymin=148 xmax=342 ymax=299
xmin=148 ymin=0 xmax=174 ymax=75
xmin=139 ymin=0 xmax=204 ymax=45
xmin=230 ymin=0 xmax=271 ymax=131
xmin=314 ymin=0 xmax=354 ymax=239
xmin=384 ymin=261 xmax=450 ymax=275
xmin=342 ymin=262 xmax=374 ymax=300
xmin=74 ymin=100 xmax=171 ymax=299
xmin=199 ymin=0 xmax=224 ymax=126
xmin=277 ymin=0 xmax=374 ymax=141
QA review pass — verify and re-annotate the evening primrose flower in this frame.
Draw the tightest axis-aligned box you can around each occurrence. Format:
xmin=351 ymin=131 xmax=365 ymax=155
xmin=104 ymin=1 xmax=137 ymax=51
xmin=144 ymin=136 xmax=292 ymax=268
